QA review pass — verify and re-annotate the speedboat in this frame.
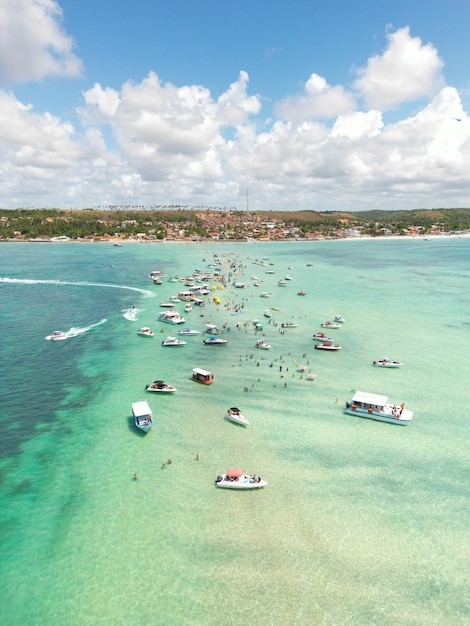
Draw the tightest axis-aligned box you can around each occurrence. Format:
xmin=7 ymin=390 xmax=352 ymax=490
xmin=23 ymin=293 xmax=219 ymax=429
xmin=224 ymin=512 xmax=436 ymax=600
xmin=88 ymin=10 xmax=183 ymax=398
xmin=321 ymin=321 xmax=340 ymax=329
xmin=162 ymin=336 xmax=187 ymax=347
xmin=137 ymin=327 xmax=154 ymax=337
xmin=315 ymin=341 xmax=342 ymax=351
xmin=255 ymin=340 xmax=271 ymax=350
xmin=281 ymin=322 xmax=298 ymax=328
xmin=264 ymin=309 xmax=272 ymax=318
xmin=145 ymin=380 xmax=177 ymax=393
xmin=160 ymin=301 xmax=174 ymax=308
xmin=203 ymin=336 xmax=228 ymax=345
xmin=312 ymin=332 xmax=333 ymax=342
xmin=297 ymin=290 xmax=307 ymax=296
xmin=192 ymin=367 xmax=213 ymax=384
xmin=225 ymin=407 xmax=249 ymax=426
xmin=344 ymin=391 xmax=413 ymax=426
xmin=215 ymin=469 xmax=267 ymax=489
xmin=184 ymin=303 xmax=193 ymax=312
xmin=178 ymin=328 xmax=200 ymax=335
xmin=373 ymin=357 xmax=404 ymax=368
xmin=278 ymin=280 xmax=288 ymax=286
xmin=158 ymin=310 xmax=185 ymax=324
xmin=132 ymin=401 xmax=153 ymax=433
xmin=259 ymin=292 xmax=270 ymax=298
xmin=46 ymin=330 xmax=68 ymax=341
xmin=334 ymin=315 xmax=346 ymax=323
xmin=205 ymin=324 xmax=219 ymax=335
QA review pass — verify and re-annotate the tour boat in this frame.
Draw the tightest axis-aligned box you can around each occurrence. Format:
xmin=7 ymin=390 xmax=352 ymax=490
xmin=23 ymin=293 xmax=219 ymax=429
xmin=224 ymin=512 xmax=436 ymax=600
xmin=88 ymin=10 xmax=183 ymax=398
xmin=314 ymin=341 xmax=342 ymax=351
xmin=137 ymin=327 xmax=154 ymax=337
xmin=177 ymin=328 xmax=200 ymax=336
xmin=162 ymin=336 xmax=187 ymax=347
xmin=255 ymin=340 xmax=271 ymax=350
xmin=132 ymin=401 xmax=153 ymax=433
xmin=158 ymin=310 xmax=185 ymax=324
xmin=312 ymin=332 xmax=333 ymax=342
xmin=225 ymin=407 xmax=249 ymax=426
xmin=344 ymin=391 xmax=413 ymax=426
xmin=373 ymin=357 xmax=404 ymax=368
xmin=192 ymin=368 xmax=214 ymax=384
xmin=203 ymin=335 xmax=228 ymax=346
xmin=145 ymin=380 xmax=177 ymax=393
xmin=215 ymin=468 xmax=267 ymax=489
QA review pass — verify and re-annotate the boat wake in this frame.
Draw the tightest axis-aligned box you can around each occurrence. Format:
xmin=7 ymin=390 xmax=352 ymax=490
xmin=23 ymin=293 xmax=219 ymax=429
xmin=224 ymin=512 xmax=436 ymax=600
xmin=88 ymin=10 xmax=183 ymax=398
xmin=1 ymin=277 xmax=155 ymax=298
xmin=45 ymin=318 xmax=107 ymax=341
xmin=123 ymin=307 xmax=140 ymax=321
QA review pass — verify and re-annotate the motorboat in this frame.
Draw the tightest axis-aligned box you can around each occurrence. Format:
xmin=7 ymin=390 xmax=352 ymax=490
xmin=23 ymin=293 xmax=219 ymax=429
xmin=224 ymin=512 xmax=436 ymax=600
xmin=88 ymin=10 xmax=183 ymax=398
xmin=281 ymin=322 xmax=298 ymax=328
xmin=145 ymin=380 xmax=177 ymax=393
xmin=203 ymin=335 xmax=228 ymax=345
xmin=314 ymin=341 xmax=342 ymax=351
xmin=215 ymin=469 xmax=267 ymax=489
xmin=297 ymin=290 xmax=307 ymax=296
xmin=334 ymin=315 xmax=346 ymax=323
xmin=177 ymin=328 xmax=200 ymax=335
xmin=259 ymin=292 xmax=270 ymax=298
xmin=255 ymin=340 xmax=271 ymax=350
xmin=160 ymin=301 xmax=174 ymax=308
xmin=46 ymin=330 xmax=68 ymax=341
xmin=205 ymin=324 xmax=219 ymax=335
xmin=132 ymin=401 xmax=153 ymax=433
xmin=192 ymin=367 xmax=213 ymax=384
xmin=312 ymin=332 xmax=333 ymax=342
xmin=169 ymin=295 xmax=181 ymax=302
xmin=321 ymin=321 xmax=340 ymax=329
xmin=184 ymin=303 xmax=193 ymax=312
xmin=344 ymin=391 xmax=413 ymax=426
xmin=162 ymin=336 xmax=187 ymax=347
xmin=137 ymin=327 xmax=154 ymax=337
xmin=306 ymin=373 xmax=317 ymax=380
xmin=373 ymin=357 xmax=404 ymax=368
xmin=225 ymin=407 xmax=249 ymax=426
xmin=263 ymin=309 xmax=272 ymax=318
xmin=158 ymin=310 xmax=185 ymax=324
xmin=284 ymin=275 xmax=292 ymax=281
xmin=278 ymin=280 xmax=288 ymax=286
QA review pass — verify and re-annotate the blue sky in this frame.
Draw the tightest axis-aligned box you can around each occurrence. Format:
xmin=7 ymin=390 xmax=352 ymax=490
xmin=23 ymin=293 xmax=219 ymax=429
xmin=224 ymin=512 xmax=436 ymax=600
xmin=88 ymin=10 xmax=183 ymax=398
xmin=1 ymin=0 xmax=470 ymax=212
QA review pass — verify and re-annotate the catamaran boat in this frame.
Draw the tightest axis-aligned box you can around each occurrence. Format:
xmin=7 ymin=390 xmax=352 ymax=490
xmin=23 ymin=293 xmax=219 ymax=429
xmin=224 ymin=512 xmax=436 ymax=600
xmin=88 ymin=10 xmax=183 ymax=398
xmin=225 ymin=407 xmax=249 ymax=426
xmin=344 ymin=391 xmax=413 ymax=426
xmin=178 ymin=328 xmax=200 ymax=336
xmin=137 ymin=327 xmax=154 ymax=337
xmin=255 ymin=340 xmax=271 ymax=350
xmin=372 ymin=357 xmax=404 ymax=368
xmin=192 ymin=367 xmax=214 ymax=384
xmin=132 ymin=401 xmax=153 ymax=432
xmin=215 ymin=468 xmax=267 ymax=489
xmin=203 ymin=335 xmax=228 ymax=346
xmin=314 ymin=341 xmax=342 ymax=351
xmin=162 ymin=336 xmax=187 ymax=347
xmin=145 ymin=380 xmax=177 ymax=393
xmin=158 ymin=310 xmax=185 ymax=324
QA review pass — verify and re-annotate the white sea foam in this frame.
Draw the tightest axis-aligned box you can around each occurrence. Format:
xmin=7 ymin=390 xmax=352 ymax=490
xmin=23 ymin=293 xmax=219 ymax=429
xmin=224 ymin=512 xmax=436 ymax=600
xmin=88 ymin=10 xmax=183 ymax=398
xmin=45 ymin=318 xmax=107 ymax=340
xmin=1 ymin=277 xmax=155 ymax=297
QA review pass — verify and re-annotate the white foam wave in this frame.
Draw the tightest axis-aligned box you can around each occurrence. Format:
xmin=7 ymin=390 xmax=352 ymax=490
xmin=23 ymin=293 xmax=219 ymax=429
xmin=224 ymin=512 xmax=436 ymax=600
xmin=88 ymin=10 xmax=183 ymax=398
xmin=45 ymin=318 xmax=107 ymax=341
xmin=1 ymin=277 xmax=155 ymax=298
xmin=123 ymin=307 xmax=140 ymax=321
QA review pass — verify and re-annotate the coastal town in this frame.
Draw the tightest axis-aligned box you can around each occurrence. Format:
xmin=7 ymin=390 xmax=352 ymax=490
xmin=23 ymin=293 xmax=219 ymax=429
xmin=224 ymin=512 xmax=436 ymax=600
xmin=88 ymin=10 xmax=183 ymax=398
xmin=0 ymin=206 xmax=470 ymax=242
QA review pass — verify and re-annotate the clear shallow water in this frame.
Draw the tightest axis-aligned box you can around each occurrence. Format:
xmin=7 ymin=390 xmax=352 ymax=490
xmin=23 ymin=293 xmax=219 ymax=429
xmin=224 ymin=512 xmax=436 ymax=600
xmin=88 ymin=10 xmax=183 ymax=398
xmin=0 ymin=239 xmax=469 ymax=625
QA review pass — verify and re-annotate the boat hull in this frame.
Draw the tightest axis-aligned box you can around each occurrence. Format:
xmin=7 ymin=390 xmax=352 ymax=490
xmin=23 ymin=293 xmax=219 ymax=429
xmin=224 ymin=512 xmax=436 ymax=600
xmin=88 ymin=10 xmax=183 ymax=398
xmin=344 ymin=407 xmax=412 ymax=425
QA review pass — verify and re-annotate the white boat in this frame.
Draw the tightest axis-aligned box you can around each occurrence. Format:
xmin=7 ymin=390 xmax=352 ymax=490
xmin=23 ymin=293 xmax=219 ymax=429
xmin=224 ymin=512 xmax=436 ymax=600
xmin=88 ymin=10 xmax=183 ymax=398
xmin=263 ymin=309 xmax=272 ymax=318
xmin=315 ymin=341 xmax=342 ymax=351
xmin=259 ymin=292 xmax=271 ymax=298
xmin=312 ymin=332 xmax=333 ymax=342
xmin=137 ymin=327 xmax=154 ymax=337
xmin=169 ymin=295 xmax=181 ymax=302
xmin=255 ymin=340 xmax=271 ymax=350
xmin=334 ymin=315 xmax=346 ymax=323
xmin=46 ymin=330 xmax=68 ymax=341
xmin=297 ymin=290 xmax=307 ymax=296
xmin=278 ymin=280 xmax=288 ymax=286
xmin=132 ymin=401 xmax=153 ymax=432
xmin=192 ymin=367 xmax=213 ymax=384
xmin=145 ymin=380 xmax=177 ymax=393
xmin=158 ymin=310 xmax=185 ymax=324
xmin=225 ymin=407 xmax=249 ymax=426
xmin=215 ymin=468 xmax=267 ymax=489
xmin=281 ymin=322 xmax=298 ymax=328
xmin=184 ymin=303 xmax=193 ymax=312
xmin=203 ymin=336 xmax=228 ymax=345
xmin=160 ymin=301 xmax=174 ymax=308
xmin=177 ymin=328 xmax=200 ymax=336
xmin=373 ymin=357 xmax=404 ymax=368
xmin=162 ymin=336 xmax=187 ymax=347
xmin=321 ymin=321 xmax=341 ymax=329
xmin=344 ymin=391 xmax=413 ymax=426
xmin=205 ymin=324 xmax=219 ymax=335
xmin=284 ymin=275 xmax=292 ymax=281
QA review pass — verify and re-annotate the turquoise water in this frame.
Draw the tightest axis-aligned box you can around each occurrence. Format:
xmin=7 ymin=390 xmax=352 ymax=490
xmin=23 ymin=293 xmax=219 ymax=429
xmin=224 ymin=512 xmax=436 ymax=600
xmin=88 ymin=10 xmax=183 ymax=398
xmin=0 ymin=239 xmax=469 ymax=625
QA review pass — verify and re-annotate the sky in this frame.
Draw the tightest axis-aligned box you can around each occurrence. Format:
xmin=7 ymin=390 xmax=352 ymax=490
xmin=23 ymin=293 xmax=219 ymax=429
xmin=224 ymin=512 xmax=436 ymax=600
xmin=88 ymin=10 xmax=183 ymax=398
xmin=1 ymin=0 xmax=470 ymax=212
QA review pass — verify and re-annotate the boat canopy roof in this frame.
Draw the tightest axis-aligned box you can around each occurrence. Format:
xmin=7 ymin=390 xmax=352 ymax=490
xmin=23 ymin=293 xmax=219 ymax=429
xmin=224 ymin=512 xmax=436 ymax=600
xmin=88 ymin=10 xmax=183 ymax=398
xmin=132 ymin=401 xmax=152 ymax=417
xmin=192 ymin=367 xmax=211 ymax=376
xmin=227 ymin=468 xmax=244 ymax=478
xmin=352 ymin=391 xmax=388 ymax=406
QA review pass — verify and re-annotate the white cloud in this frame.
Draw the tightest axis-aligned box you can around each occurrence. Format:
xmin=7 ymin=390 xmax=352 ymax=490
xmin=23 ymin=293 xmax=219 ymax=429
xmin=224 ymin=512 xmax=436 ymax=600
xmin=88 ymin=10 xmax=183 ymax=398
xmin=275 ymin=73 xmax=356 ymax=122
xmin=353 ymin=26 xmax=445 ymax=111
xmin=0 ymin=0 xmax=83 ymax=83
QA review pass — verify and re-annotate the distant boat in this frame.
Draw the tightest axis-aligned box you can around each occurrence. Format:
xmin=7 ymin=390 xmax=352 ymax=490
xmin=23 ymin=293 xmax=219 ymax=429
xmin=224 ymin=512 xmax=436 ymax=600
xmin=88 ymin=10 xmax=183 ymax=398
xmin=137 ymin=327 xmax=154 ymax=337
xmin=344 ymin=391 xmax=413 ymax=426
xmin=192 ymin=367 xmax=214 ymax=384
xmin=373 ymin=357 xmax=403 ymax=368
xmin=225 ymin=407 xmax=249 ymax=427
xmin=145 ymin=380 xmax=177 ymax=393
xmin=215 ymin=468 xmax=267 ymax=489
